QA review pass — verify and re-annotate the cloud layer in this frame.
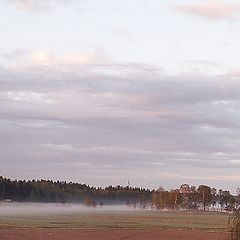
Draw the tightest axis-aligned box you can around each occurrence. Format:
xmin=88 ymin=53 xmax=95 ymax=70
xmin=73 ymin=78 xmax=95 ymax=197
xmin=173 ymin=1 xmax=240 ymax=20
xmin=1 ymin=55 xmax=240 ymax=191
xmin=2 ymin=0 xmax=78 ymax=13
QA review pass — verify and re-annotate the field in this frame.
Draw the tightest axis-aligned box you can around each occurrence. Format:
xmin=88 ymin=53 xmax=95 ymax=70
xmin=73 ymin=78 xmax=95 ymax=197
xmin=0 ymin=228 xmax=227 ymax=240
xmin=0 ymin=204 xmax=229 ymax=240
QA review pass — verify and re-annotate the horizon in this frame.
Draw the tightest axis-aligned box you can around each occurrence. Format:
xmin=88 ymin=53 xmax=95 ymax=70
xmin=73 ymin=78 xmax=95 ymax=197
xmin=1 ymin=0 xmax=240 ymax=193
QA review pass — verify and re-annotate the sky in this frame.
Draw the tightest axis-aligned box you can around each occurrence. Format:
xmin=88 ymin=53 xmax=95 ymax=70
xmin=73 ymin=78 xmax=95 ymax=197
xmin=1 ymin=0 xmax=240 ymax=193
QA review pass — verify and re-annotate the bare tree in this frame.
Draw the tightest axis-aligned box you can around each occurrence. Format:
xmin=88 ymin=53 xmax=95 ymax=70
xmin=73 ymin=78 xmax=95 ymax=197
xmin=228 ymin=208 xmax=240 ymax=240
xmin=236 ymin=188 xmax=240 ymax=207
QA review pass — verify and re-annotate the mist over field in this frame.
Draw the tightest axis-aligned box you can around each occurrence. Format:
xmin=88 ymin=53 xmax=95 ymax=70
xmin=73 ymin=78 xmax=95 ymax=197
xmin=0 ymin=202 xmax=135 ymax=216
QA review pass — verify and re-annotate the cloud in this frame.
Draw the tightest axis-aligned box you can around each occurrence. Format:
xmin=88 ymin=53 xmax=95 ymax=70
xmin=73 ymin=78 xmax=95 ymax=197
xmin=0 ymin=49 xmax=26 ymax=60
xmin=1 ymin=55 xmax=240 ymax=190
xmin=0 ymin=47 xmax=108 ymax=67
xmin=164 ymin=173 xmax=240 ymax=182
xmin=173 ymin=1 xmax=240 ymax=20
xmin=2 ymin=0 xmax=78 ymax=13
xmin=5 ymin=0 xmax=51 ymax=13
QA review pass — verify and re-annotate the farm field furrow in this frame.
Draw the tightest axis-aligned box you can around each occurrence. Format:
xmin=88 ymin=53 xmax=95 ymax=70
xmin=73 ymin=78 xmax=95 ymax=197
xmin=0 ymin=228 xmax=227 ymax=240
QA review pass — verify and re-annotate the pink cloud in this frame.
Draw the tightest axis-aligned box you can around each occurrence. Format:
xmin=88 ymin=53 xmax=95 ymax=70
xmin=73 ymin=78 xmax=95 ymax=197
xmin=9 ymin=0 xmax=51 ymax=13
xmin=173 ymin=1 xmax=240 ymax=20
xmin=3 ymin=0 xmax=77 ymax=13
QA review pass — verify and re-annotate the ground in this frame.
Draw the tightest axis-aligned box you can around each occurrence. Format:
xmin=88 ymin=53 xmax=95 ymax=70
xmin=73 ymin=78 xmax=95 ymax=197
xmin=0 ymin=228 xmax=226 ymax=240
xmin=0 ymin=208 xmax=229 ymax=240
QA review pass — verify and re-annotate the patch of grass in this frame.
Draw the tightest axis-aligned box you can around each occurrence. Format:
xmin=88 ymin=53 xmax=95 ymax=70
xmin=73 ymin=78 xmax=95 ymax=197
xmin=0 ymin=210 xmax=229 ymax=231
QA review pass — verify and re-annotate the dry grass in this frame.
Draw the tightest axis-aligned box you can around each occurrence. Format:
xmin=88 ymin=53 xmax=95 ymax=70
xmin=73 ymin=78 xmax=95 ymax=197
xmin=0 ymin=210 xmax=228 ymax=231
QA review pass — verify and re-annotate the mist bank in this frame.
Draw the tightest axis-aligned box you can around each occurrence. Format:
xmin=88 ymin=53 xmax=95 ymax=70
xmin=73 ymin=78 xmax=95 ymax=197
xmin=0 ymin=176 xmax=239 ymax=212
xmin=0 ymin=202 xmax=134 ymax=216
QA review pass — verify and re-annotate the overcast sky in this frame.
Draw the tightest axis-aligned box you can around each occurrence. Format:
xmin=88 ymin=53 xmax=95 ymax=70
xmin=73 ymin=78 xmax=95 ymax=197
xmin=1 ymin=0 xmax=240 ymax=192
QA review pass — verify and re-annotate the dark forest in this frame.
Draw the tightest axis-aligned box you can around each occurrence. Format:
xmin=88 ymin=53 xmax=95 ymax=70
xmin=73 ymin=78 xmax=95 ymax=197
xmin=0 ymin=176 xmax=239 ymax=211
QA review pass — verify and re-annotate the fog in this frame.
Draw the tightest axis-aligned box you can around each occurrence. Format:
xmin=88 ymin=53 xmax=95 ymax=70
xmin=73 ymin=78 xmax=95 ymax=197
xmin=0 ymin=202 xmax=137 ymax=216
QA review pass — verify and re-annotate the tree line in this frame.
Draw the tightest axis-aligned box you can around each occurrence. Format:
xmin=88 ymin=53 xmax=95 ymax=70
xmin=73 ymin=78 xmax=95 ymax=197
xmin=0 ymin=176 xmax=239 ymax=211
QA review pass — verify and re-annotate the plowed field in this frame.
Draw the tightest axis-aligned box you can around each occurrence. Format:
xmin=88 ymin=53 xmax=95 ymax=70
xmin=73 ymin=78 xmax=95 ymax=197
xmin=0 ymin=228 xmax=226 ymax=240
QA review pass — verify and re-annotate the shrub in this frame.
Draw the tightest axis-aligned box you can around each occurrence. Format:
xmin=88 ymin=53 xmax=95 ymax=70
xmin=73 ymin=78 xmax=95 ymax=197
xmin=228 ymin=208 xmax=240 ymax=240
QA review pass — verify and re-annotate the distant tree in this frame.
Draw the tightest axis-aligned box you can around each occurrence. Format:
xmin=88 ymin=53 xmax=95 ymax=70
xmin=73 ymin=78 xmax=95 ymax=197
xmin=169 ymin=189 xmax=180 ymax=209
xmin=1 ymin=175 xmax=240 ymax=213
xmin=138 ymin=193 xmax=148 ymax=209
xmin=152 ymin=188 xmax=164 ymax=210
xmin=219 ymin=190 xmax=234 ymax=211
xmin=211 ymin=188 xmax=217 ymax=208
xmin=179 ymin=184 xmax=198 ymax=210
xmin=197 ymin=185 xmax=212 ymax=211
xmin=180 ymin=184 xmax=191 ymax=209
xmin=84 ymin=196 xmax=96 ymax=207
